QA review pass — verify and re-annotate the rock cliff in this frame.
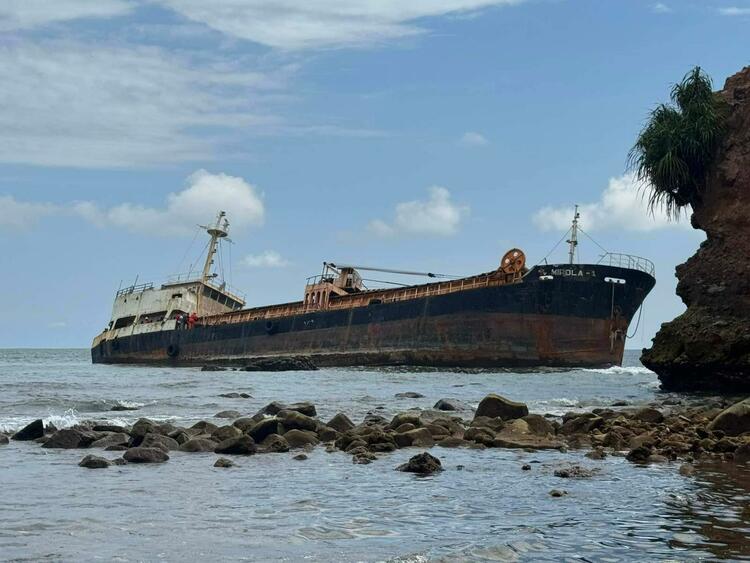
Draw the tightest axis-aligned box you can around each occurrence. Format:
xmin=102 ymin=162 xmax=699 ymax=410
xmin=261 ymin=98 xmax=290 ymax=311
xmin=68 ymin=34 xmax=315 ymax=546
xmin=642 ymin=66 xmax=750 ymax=392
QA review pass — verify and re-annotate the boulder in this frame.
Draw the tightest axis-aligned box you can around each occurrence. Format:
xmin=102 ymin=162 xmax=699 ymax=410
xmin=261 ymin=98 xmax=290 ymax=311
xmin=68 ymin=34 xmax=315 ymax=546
xmin=394 ymin=428 xmax=434 ymax=448
xmin=396 ymin=452 xmax=443 ymax=475
xmin=123 ymin=447 xmax=169 ymax=463
xmin=317 ymin=426 xmax=338 ymax=442
xmin=293 ymin=453 xmax=308 ymax=461
xmin=190 ymin=420 xmax=219 ymax=434
xmin=90 ymin=432 xmax=131 ymax=449
xmin=626 ymin=445 xmax=652 ymax=463
xmin=433 ymin=398 xmax=469 ymax=412
xmin=437 ymin=437 xmax=469 ymax=448
xmin=708 ymin=398 xmax=750 ymax=436
xmin=92 ymin=424 xmax=129 ymax=433
xmin=395 ymin=392 xmax=425 ymax=398
xmin=283 ymin=429 xmax=319 ymax=449
xmin=42 ymin=429 xmax=96 ymax=449
xmin=277 ymin=410 xmax=317 ymax=433
xmin=549 ymin=489 xmax=567 ymax=497
xmin=633 ymin=407 xmax=665 ymax=424
xmin=464 ymin=426 xmax=496 ymax=446
xmin=232 ymin=418 xmax=256 ymax=432
xmin=214 ymin=457 xmax=235 ymax=467
xmin=131 ymin=418 xmax=158 ymax=439
xmin=492 ymin=432 xmax=564 ymax=450
xmin=179 ymin=438 xmax=218 ymax=452
xmin=260 ymin=434 xmax=290 ymax=453
xmin=212 ymin=425 xmax=242 ymax=442
xmin=247 ymin=418 xmax=281 ymax=442
xmin=0 ymin=434 xmax=8 ymax=445
xmin=214 ymin=435 xmax=256 ymax=455
xmin=201 ymin=365 xmax=226 ymax=372
xmin=12 ymin=419 xmax=45 ymax=441
xmin=255 ymin=401 xmax=317 ymax=417
xmin=79 ymin=454 xmax=112 ymax=469
xmin=553 ymin=465 xmax=598 ymax=479
xmin=168 ymin=430 xmax=191 ymax=445
xmin=390 ymin=412 xmax=422 ymax=429
xmin=475 ymin=394 xmax=528 ymax=420
xmin=140 ymin=433 xmax=180 ymax=452
xmin=214 ymin=410 xmax=241 ymax=419
xmin=242 ymin=356 xmax=318 ymax=371
xmin=326 ymin=413 xmax=355 ymax=433
xmin=559 ymin=413 xmax=604 ymax=435
xmin=522 ymin=414 xmax=556 ymax=436
xmin=286 ymin=402 xmax=317 ymax=417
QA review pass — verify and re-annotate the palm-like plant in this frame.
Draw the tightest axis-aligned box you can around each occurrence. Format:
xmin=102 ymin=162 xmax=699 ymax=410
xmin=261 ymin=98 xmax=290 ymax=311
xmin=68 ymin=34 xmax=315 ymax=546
xmin=629 ymin=67 xmax=726 ymax=220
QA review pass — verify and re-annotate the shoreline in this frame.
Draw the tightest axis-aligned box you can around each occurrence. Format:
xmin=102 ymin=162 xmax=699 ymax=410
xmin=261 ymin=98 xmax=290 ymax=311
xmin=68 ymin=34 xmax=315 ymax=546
xmin=4 ymin=392 xmax=749 ymax=471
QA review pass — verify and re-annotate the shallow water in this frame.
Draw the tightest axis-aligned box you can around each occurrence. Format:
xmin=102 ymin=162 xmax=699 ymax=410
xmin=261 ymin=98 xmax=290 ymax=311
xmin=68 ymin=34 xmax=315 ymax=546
xmin=1 ymin=349 xmax=748 ymax=561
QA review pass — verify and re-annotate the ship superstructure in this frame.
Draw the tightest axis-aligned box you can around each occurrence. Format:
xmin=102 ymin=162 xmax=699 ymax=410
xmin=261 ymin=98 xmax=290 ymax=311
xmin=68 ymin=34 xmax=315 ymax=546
xmin=96 ymin=212 xmax=244 ymax=344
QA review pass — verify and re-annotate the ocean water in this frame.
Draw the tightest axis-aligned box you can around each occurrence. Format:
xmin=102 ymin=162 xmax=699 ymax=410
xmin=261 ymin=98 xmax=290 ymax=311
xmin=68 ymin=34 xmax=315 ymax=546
xmin=1 ymin=349 xmax=749 ymax=562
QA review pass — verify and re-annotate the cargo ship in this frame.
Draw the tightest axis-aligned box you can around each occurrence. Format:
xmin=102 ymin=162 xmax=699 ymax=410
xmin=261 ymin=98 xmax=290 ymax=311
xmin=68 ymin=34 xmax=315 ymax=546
xmin=91 ymin=209 xmax=655 ymax=368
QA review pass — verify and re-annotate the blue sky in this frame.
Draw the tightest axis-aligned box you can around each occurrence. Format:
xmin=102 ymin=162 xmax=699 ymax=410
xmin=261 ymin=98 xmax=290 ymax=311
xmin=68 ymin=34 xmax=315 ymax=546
xmin=1 ymin=0 xmax=748 ymax=348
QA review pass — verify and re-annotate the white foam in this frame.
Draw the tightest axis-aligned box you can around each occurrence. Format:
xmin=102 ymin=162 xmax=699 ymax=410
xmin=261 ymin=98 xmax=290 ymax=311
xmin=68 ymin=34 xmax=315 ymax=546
xmin=584 ymin=366 xmax=654 ymax=376
xmin=112 ymin=400 xmax=147 ymax=409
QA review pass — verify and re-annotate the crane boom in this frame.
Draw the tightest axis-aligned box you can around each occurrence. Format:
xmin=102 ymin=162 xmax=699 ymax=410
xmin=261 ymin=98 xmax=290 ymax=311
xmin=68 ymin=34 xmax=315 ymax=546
xmin=326 ymin=262 xmax=455 ymax=279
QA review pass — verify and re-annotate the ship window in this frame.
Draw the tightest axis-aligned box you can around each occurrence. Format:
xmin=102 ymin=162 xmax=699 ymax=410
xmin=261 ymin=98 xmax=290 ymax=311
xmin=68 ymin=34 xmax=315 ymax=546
xmin=113 ymin=315 xmax=135 ymax=329
xmin=171 ymin=293 xmax=182 ymax=299
xmin=169 ymin=310 xmax=187 ymax=319
xmin=141 ymin=311 xmax=167 ymax=322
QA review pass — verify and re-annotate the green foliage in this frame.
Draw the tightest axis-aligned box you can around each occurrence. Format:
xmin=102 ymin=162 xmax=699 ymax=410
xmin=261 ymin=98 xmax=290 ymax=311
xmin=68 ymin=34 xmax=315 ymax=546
xmin=629 ymin=67 xmax=726 ymax=220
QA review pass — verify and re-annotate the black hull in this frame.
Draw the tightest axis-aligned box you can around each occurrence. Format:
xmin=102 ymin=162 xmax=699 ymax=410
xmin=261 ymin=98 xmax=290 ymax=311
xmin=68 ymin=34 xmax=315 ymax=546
xmin=91 ymin=265 xmax=655 ymax=368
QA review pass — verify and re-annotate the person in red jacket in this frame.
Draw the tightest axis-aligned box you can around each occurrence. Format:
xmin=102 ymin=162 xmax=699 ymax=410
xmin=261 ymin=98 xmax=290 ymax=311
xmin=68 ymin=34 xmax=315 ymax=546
xmin=188 ymin=312 xmax=198 ymax=329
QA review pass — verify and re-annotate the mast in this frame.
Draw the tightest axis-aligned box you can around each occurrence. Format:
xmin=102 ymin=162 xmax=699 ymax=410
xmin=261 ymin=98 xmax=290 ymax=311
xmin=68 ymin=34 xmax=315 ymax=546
xmin=567 ymin=204 xmax=580 ymax=265
xmin=200 ymin=211 xmax=229 ymax=283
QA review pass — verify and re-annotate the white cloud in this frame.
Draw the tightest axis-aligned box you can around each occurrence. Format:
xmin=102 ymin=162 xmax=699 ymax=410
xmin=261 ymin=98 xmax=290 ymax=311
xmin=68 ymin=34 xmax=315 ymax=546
xmin=532 ymin=173 xmax=690 ymax=233
xmin=0 ymin=195 xmax=58 ymax=230
xmin=155 ymin=0 xmax=524 ymax=50
xmin=719 ymin=7 xmax=750 ymax=15
xmin=0 ymin=40 xmax=288 ymax=168
xmin=2 ymin=170 xmax=264 ymax=236
xmin=459 ymin=131 xmax=489 ymax=146
xmin=0 ymin=0 xmax=133 ymax=31
xmin=369 ymin=186 xmax=469 ymax=237
xmin=77 ymin=170 xmax=265 ymax=236
xmin=652 ymin=3 xmax=673 ymax=13
xmin=242 ymin=250 xmax=290 ymax=267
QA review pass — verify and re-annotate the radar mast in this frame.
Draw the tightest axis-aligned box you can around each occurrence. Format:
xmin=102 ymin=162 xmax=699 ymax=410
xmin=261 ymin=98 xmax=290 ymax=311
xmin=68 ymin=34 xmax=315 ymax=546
xmin=200 ymin=211 xmax=229 ymax=283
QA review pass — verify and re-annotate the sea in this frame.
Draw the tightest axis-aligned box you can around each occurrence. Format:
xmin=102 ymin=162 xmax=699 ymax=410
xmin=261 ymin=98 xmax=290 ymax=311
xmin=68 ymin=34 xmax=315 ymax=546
xmin=0 ymin=348 xmax=748 ymax=562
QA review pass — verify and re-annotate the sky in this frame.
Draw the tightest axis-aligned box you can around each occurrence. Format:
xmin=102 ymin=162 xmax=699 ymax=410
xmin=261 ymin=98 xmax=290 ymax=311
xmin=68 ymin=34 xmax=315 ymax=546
xmin=1 ymin=0 xmax=748 ymax=348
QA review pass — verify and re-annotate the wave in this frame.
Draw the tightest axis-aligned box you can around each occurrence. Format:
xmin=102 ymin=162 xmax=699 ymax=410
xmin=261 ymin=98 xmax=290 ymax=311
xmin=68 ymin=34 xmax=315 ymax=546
xmin=0 ymin=408 xmax=182 ymax=434
xmin=584 ymin=366 xmax=655 ymax=376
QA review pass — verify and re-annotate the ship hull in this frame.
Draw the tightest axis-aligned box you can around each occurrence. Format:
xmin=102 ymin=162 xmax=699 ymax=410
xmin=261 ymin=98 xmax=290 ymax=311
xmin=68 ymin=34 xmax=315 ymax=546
xmin=91 ymin=265 xmax=655 ymax=368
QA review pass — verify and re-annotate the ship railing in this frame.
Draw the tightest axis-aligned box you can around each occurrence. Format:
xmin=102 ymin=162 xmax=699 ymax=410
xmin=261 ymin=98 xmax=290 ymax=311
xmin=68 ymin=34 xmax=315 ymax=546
xmin=597 ymin=253 xmax=655 ymax=276
xmin=116 ymin=282 xmax=154 ymax=297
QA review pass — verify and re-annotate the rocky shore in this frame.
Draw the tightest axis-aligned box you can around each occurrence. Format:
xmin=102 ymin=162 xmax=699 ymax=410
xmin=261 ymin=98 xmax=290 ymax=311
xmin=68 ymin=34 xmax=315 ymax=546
xmin=4 ymin=393 xmax=749 ymax=473
xmin=641 ymin=66 xmax=750 ymax=392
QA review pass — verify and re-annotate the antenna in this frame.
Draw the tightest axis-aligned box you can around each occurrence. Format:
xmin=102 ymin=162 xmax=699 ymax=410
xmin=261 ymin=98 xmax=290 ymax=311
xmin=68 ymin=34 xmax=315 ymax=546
xmin=566 ymin=205 xmax=580 ymax=265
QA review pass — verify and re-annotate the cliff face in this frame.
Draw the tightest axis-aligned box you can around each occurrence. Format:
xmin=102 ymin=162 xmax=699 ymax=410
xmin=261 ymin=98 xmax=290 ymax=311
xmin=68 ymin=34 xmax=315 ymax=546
xmin=641 ymin=66 xmax=750 ymax=392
